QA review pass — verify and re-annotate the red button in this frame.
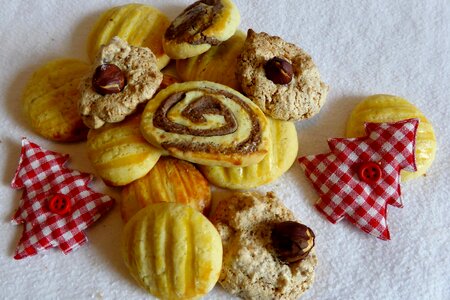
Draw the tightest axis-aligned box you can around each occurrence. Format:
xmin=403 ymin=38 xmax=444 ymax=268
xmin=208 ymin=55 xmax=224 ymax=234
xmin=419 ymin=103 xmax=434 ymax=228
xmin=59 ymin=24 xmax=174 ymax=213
xmin=358 ymin=162 xmax=382 ymax=184
xmin=48 ymin=194 xmax=71 ymax=215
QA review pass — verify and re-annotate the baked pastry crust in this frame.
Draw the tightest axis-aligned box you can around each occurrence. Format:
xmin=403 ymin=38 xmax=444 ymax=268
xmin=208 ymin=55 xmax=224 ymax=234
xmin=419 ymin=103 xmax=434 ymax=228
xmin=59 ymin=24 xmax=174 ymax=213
xmin=79 ymin=37 xmax=162 ymax=129
xmin=162 ymin=0 xmax=240 ymax=59
xmin=237 ymin=29 xmax=328 ymax=121
xmin=87 ymin=3 xmax=171 ymax=69
xmin=140 ymin=81 xmax=270 ymax=167
xmin=211 ymin=191 xmax=318 ymax=300
xmin=121 ymin=156 xmax=211 ymax=223
xmin=22 ymin=58 xmax=89 ymax=142
xmin=200 ymin=117 xmax=298 ymax=189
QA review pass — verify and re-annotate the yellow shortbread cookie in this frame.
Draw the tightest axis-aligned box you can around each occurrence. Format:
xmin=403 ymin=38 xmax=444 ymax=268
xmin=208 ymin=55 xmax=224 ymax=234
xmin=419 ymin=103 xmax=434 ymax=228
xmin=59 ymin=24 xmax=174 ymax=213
xmin=200 ymin=117 xmax=298 ymax=189
xmin=22 ymin=58 xmax=90 ymax=142
xmin=122 ymin=203 xmax=222 ymax=299
xmin=121 ymin=157 xmax=211 ymax=223
xmin=162 ymin=0 xmax=240 ymax=59
xmin=140 ymin=81 xmax=270 ymax=167
xmin=176 ymin=30 xmax=246 ymax=90
xmin=346 ymin=94 xmax=436 ymax=181
xmin=87 ymin=114 xmax=162 ymax=186
xmin=87 ymin=3 xmax=171 ymax=69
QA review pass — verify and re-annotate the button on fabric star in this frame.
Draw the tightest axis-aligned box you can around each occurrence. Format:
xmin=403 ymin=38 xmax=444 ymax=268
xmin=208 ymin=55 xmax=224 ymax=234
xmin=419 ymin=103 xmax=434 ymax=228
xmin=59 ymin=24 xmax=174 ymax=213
xmin=10 ymin=138 xmax=115 ymax=259
xmin=298 ymin=119 xmax=419 ymax=240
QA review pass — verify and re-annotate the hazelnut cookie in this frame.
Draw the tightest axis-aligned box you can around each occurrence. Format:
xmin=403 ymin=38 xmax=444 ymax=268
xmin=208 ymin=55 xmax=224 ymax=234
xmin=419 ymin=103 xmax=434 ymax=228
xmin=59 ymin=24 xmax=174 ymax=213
xmin=211 ymin=191 xmax=317 ymax=300
xmin=79 ymin=37 xmax=162 ymax=129
xmin=237 ymin=29 xmax=329 ymax=121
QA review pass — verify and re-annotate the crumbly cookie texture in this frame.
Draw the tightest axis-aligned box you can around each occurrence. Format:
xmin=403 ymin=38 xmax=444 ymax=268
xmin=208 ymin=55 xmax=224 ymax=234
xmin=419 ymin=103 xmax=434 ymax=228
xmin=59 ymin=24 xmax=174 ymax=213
xmin=79 ymin=37 xmax=162 ymax=129
xmin=237 ymin=29 xmax=329 ymax=121
xmin=211 ymin=191 xmax=318 ymax=300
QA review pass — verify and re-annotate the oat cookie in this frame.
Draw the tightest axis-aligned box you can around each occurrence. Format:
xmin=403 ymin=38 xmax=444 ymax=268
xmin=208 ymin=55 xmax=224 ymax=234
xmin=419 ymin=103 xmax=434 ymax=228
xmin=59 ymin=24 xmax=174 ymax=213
xmin=162 ymin=0 xmax=240 ymax=59
xmin=237 ymin=29 xmax=328 ymax=121
xmin=211 ymin=191 xmax=317 ymax=300
xmin=79 ymin=37 xmax=162 ymax=129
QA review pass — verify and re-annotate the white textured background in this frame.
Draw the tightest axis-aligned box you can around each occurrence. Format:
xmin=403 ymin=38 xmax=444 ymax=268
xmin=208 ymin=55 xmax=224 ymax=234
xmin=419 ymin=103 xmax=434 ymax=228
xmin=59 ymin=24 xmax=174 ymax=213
xmin=0 ymin=1 xmax=449 ymax=299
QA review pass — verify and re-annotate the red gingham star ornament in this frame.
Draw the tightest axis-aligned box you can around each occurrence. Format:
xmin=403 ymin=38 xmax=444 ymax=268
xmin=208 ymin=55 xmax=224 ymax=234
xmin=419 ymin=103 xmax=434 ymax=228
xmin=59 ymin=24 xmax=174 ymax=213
xmin=11 ymin=138 xmax=115 ymax=259
xmin=298 ymin=119 xmax=419 ymax=240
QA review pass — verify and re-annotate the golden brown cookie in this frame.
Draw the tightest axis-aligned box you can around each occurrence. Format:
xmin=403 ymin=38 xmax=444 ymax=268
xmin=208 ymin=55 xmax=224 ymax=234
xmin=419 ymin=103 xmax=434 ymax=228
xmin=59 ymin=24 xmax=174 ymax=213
xmin=87 ymin=3 xmax=171 ymax=69
xmin=211 ymin=191 xmax=317 ymax=300
xmin=162 ymin=0 xmax=241 ymax=59
xmin=176 ymin=30 xmax=246 ymax=90
xmin=86 ymin=114 xmax=162 ymax=186
xmin=140 ymin=81 xmax=270 ymax=167
xmin=79 ymin=37 xmax=162 ymax=129
xmin=122 ymin=203 xmax=222 ymax=299
xmin=121 ymin=157 xmax=211 ymax=223
xmin=200 ymin=117 xmax=298 ymax=189
xmin=237 ymin=29 xmax=329 ymax=121
xmin=22 ymin=58 xmax=90 ymax=142
xmin=346 ymin=94 xmax=437 ymax=181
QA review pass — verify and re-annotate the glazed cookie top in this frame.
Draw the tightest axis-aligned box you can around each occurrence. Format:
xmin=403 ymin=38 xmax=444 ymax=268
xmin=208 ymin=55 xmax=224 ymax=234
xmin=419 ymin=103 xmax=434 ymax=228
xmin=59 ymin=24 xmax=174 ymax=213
xmin=211 ymin=191 xmax=317 ymax=300
xmin=162 ymin=0 xmax=240 ymax=59
xmin=79 ymin=37 xmax=162 ymax=129
xmin=237 ymin=29 xmax=329 ymax=121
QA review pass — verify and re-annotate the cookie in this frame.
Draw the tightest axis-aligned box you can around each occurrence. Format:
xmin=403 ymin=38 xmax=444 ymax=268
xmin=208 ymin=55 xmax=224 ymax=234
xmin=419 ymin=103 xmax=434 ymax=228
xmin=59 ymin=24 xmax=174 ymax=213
xmin=121 ymin=157 xmax=211 ymax=223
xmin=140 ymin=81 xmax=270 ymax=167
xmin=87 ymin=3 xmax=171 ymax=69
xmin=237 ymin=29 xmax=329 ymax=121
xmin=176 ymin=30 xmax=246 ymax=90
xmin=86 ymin=114 xmax=162 ymax=186
xmin=211 ymin=191 xmax=317 ymax=300
xmin=200 ymin=117 xmax=298 ymax=189
xmin=122 ymin=203 xmax=222 ymax=299
xmin=22 ymin=58 xmax=90 ymax=142
xmin=79 ymin=37 xmax=162 ymax=129
xmin=162 ymin=0 xmax=240 ymax=59
xmin=346 ymin=94 xmax=437 ymax=181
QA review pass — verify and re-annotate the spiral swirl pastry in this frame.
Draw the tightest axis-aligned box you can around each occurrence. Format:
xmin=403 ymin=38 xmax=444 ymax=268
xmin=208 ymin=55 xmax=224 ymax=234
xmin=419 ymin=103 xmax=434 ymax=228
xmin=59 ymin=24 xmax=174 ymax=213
xmin=141 ymin=81 xmax=270 ymax=167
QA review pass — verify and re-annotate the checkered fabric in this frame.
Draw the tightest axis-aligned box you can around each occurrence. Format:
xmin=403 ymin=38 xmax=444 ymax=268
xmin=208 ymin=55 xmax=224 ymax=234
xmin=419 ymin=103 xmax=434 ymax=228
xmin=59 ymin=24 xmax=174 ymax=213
xmin=298 ymin=119 xmax=418 ymax=240
xmin=11 ymin=138 xmax=115 ymax=259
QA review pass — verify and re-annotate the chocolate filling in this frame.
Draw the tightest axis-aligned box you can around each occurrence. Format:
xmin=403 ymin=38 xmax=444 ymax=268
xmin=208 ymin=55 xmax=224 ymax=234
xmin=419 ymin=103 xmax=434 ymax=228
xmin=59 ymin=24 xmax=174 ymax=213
xmin=153 ymin=88 xmax=263 ymax=154
xmin=164 ymin=0 xmax=223 ymax=45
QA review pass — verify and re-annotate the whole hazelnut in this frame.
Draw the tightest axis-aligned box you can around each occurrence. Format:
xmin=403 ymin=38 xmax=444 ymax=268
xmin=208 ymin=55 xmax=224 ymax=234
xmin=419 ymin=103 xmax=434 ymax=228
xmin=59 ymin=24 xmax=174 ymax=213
xmin=271 ymin=221 xmax=315 ymax=264
xmin=92 ymin=64 xmax=126 ymax=95
xmin=264 ymin=57 xmax=294 ymax=84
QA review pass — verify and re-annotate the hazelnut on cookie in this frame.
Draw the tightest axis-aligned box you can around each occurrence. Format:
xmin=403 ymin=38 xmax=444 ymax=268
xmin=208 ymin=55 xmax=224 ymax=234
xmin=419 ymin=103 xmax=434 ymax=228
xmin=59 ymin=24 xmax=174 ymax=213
xmin=237 ymin=29 xmax=329 ymax=121
xmin=162 ymin=0 xmax=241 ymax=59
xmin=79 ymin=37 xmax=162 ymax=129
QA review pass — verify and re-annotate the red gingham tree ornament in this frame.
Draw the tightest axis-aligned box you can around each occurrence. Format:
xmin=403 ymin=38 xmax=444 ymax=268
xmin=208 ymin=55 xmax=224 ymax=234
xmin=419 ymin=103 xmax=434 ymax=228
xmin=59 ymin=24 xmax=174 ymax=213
xmin=298 ymin=119 xmax=419 ymax=240
xmin=11 ymin=138 xmax=115 ymax=259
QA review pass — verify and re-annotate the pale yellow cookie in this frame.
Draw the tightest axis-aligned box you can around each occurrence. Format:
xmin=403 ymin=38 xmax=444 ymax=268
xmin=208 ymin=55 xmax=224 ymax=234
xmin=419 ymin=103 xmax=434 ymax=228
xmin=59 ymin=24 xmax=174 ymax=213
xmin=87 ymin=114 xmax=162 ymax=186
xmin=140 ymin=81 xmax=270 ymax=167
xmin=22 ymin=58 xmax=90 ymax=142
xmin=200 ymin=117 xmax=298 ymax=189
xmin=121 ymin=157 xmax=211 ymax=223
xmin=211 ymin=191 xmax=317 ymax=300
xmin=122 ymin=203 xmax=222 ymax=299
xmin=87 ymin=3 xmax=170 ymax=69
xmin=162 ymin=0 xmax=240 ymax=59
xmin=346 ymin=94 xmax=437 ymax=181
xmin=176 ymin=30 xmax=246 ymax=90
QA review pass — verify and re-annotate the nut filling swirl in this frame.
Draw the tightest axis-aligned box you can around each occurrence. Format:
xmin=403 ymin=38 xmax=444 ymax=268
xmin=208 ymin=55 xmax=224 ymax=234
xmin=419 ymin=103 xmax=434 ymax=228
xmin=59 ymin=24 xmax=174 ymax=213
xmin=153 ymin=88 xmax=262 ymax=154
xmin=141 ymin=81 xmax=270 ymax=167
xmin=164 ymin=0 xmax=223 ymax=45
